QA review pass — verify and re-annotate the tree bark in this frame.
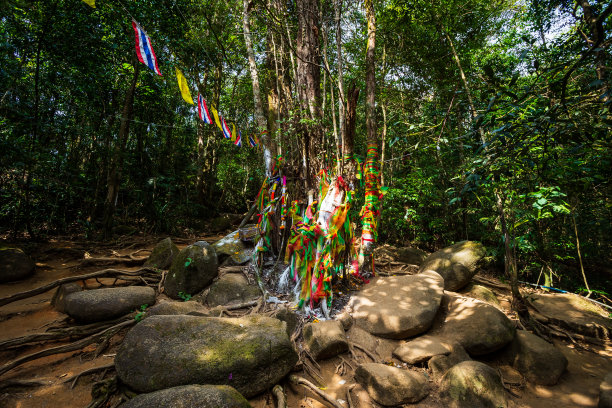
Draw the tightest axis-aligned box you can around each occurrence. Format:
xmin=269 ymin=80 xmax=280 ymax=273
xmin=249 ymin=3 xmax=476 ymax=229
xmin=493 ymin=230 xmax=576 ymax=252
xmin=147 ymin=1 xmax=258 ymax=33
xmin=242 ymin=0 xmax=274 ymax=175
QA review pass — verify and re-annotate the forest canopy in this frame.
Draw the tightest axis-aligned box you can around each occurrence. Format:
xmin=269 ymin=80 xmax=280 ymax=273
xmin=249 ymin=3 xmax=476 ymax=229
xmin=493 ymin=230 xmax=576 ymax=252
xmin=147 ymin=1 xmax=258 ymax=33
xmin=1 ymin=0 xmax=610 ymax=296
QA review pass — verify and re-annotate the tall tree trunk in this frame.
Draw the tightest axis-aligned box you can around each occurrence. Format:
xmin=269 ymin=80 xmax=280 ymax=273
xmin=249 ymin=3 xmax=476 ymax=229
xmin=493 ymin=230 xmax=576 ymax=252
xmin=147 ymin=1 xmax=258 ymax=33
xmin=242 ymin=0 xmax=274 ymax=176
xmin=296 ymin=0 xmax=322 ymax=186
xmin=334 ymin=0 xmax=346 ymax=157
xmin=102 ymin=61 xmax=139 ymax=239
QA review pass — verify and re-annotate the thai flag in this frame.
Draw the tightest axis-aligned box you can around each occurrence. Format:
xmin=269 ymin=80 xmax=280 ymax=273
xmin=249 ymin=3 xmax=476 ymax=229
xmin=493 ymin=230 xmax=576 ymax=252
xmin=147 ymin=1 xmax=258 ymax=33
xmin=197 ymin=94 xmax=212 ymax=124
xmin=249 ymin=135 xmax=257 ymax=147
xmin=235 ymin=129 xmax=242 ymax=147
xmin=132 ymin=20 xmax=162 ymax=76
xmin=221 ymin=116 xmax=232 ymax=139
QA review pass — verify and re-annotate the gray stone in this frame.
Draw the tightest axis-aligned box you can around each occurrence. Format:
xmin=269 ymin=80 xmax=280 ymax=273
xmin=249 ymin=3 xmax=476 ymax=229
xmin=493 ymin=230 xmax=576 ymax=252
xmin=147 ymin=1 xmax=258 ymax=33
xmin=419 ymin=241 xmax=486 ymax=291
xmin=529 ymin=293 xmax=611 ymax=340
xmin=303 ymin=320 xmax=348 ymax=360
xmin=355 ymin=363 xmax=428 ymax=406
xmin=144 ymin=237 xmax=179 ymax=270
xmin=431 ymin=292 xmax=515 ymax=355
xmin=115 ymin=315 xmax=298 ymax=398
xmin=51 ymin=283 xmax=82 ymax=313
xmin=213 ymin=231 xmax=254 ymax=266
xmin=462 ymin=283 xmax=500 ymax=306
xmin=120 ymin=385 xmax=251 ymax=408
xmin=348 ymin=271 xmax=444 ymax=339
xmin=393 ymin=335 xmax=453 ymax=364
xmin=64 ymin=286 xmax=156 ymax=322
xmin=0 ymin=247 xmax=35 ymax=283
xmin=147 ymin=300 xmax=211 ymax=317
xmin=165 ymin=243 xmax=218 ymax=300
xmin=439 ymin=361 xmax=507 ymax=408
xmin=205 ymin=273 xmax=260 ymax=307
xmin=600 ymin=372 xmax=612 ymax=408
xmin=510 ymin=330 xmax=568 ymax=385
xmin=428 ymin=344 xmax=472 ymax=380
xmin=396 ymin=247 xmax=428 ymax=265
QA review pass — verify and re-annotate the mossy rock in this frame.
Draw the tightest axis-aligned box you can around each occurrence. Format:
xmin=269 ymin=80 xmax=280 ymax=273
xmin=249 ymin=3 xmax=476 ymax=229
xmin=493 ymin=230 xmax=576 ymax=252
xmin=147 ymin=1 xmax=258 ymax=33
xmin=439 ymin=361 xmax=507 ymax=408
xmin=0 ymin=247 xmax=35 ymax=283
xmin=144 ymin=237 xmax=179 ymax=270
xmin=205 ymin=273 xmax=260 ymax=307
xmin=165 ymin=243 xmax=218 ymax=300
xmin=115 ymin=315 xmax=298 ymax=398
xmin=120 ymin=384 xmax=251 ymax=408
xmin=462 ymin=284 xmax=500 ymax=306
xmin=419 ymin=241 xmax=486 ymax=291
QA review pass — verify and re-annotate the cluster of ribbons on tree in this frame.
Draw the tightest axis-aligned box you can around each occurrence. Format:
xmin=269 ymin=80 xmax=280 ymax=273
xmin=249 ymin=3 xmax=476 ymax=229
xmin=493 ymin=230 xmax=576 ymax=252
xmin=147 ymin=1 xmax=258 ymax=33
xmin=253 ymin=150 xmax=382 ymax=311
xmin=80 ymin=0 xmax=261 ymax=148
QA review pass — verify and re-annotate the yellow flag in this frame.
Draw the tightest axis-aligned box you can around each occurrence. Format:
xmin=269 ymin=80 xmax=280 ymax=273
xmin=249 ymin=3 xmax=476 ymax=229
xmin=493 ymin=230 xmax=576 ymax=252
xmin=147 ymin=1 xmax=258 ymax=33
xmin=175 ymin=68 xmax=194 ymax=105
xmin=82 ymin=0 xmax=95 ymax=7
xmin=211 ymin=106 xmax=223 ymax=131
xmin=231 ymin=124 xmax=237 ymax=142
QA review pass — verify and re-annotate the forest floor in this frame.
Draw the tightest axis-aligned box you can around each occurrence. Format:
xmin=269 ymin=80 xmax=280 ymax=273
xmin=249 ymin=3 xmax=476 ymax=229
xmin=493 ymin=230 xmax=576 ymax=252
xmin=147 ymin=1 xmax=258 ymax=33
xmin=0 ymin=234 xmax=610 ymax=408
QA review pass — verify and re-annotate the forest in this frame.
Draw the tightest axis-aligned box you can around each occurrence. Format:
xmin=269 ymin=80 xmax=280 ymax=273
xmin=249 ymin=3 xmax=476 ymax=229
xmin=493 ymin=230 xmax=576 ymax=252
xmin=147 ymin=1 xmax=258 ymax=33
xmin=2 ymin=0 xmax=610 ymax=298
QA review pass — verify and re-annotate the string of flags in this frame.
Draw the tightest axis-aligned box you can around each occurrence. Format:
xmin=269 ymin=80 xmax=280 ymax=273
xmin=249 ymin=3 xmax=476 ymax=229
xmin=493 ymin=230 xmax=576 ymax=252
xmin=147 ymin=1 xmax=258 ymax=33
xmin=80 ymin=0 xmax=260 ymax=148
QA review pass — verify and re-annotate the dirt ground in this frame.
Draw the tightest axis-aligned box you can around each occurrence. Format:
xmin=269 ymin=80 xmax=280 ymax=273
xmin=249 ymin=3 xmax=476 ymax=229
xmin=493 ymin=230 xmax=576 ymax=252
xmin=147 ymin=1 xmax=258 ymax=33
xmin=0 ymin=237 xmax=610 ymax=408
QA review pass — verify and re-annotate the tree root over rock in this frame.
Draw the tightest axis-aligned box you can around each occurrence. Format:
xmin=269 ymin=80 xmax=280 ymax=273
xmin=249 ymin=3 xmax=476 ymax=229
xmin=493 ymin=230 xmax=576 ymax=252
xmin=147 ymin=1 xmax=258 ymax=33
xmin=289 ymin=375 xmax=344 ymax=408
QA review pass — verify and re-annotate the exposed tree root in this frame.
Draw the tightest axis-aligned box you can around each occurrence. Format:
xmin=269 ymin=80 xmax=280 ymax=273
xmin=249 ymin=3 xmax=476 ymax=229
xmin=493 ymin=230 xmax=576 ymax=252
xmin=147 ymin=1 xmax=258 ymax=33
xmin=350 ymin=342 xmax=378 ymax=362
xmin=0 ymin=320 xmax=135 ymax=377
xmin=79 ymin=257 xmax=146 ymax=266
xmin=0 ymin=268 xmax=159 ymax=307
xmin=346 ymin=384 xmax=356 ymax=408
xmin=63 ymin=363 xmax=115 ymax=389
xmin=86 ymin=375 xmax=118 ymax=408
xmin=0 ymin=379 xmax=50 ymax=390
xmin=272 ymin=384 xmax=287 ymax=408
xmin=289 ymin=375 xmax=344 ymax=408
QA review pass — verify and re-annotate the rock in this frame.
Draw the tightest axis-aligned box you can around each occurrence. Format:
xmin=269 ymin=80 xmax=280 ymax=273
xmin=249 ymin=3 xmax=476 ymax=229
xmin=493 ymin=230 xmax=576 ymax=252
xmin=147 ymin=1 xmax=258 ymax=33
xmin=336 ymin=312 xmax=353 ymax=330
xmin=0 ymin=247 xmax=35 ymax=283
xmin=144 ymin=237 xmax=179 ymax=270
xmin=462 ymin=284 xmax=500 ymax=306
xmin=439 ymin=361 xmax=507 ymax=408
xmin=64 ymin=286 xmax=156 ymax=322
xmin=509 ymin=330 xmax=567 ymax=385
xmin=431 ymin=292 xmax=515 ymax=355
xmin=115 ymin=315 xmax=298 ymax=397
xmin=303 ymin=320 xmax=348 ymax=360
xmin=213 ymin=231 xmax=254 ymax=266
xmin=348 ymin=271 xmax=444 ymax=339
xmin=205 ymin=273 xmax=260 ymax=307
xmin=51 ymin=283 xmax=82 ymax=313
xmin=355 ymin=363 xmax=428 ymax=406
xmin=273 ymin=307 xmax=300 ymax=337
xmin=393 ymin=335 xmax=452 ymax=364
xmin=528 ymin=293 xmax=611 ymax=339
xmin=120 ymin=384 xmax=251 ymax=408
xmin=147 ymin=300 xmax=211 ymax=317
xmin=428 ymin=344 xmax=472 ymax=380
xmin=165 ymin=243 xmax=218 ymax=300
xmin=396 ymin=247 xmax=428 ymax=265
xmin=418 ymin=241 xmax=486 ymax=291
xmin=600 ymin=372 xmax=612 ymax=408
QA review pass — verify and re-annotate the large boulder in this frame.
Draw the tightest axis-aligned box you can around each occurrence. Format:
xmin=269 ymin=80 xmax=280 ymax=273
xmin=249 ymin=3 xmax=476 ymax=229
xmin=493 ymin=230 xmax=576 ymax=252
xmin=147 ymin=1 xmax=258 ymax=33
xmin=431 ymin=292 xmax=515 ymax=355
xmin=419 ymin=241 xmax=486 ymax=291
xmin=120 ymin=385 xmax=251 ymax=408
xmin=439 ymin=361 xmax=507 ymax=408
xmin=355 ymin=363 xmax=428 ymax=406
xmin=115 ymin=315 xmax=298 ymax=398
xmin=0 ymin=247 xmax=35 ymax=283
xmin=428 ymin=344 xmax=472 ymax=380
xmin=303 ymin=320 xmax=348 ymax=360
xmin=205 ymin=273 xmax=260 ymax=307
xmin=529 ymin=293 xmax=611 ymax=340
xmin=146 ymin=300 xmax=211 ymax=317
xmin=64 ymin=286 xmax=156 ymax=322
xmin=600 ymin=372 xmax=612 ymax=408
xmin=165 ymin=243 xmax=218 ymax=299
xmin=509 ymin=330 xmax=568 ymax=385
xmin=212 ymin=231 xmax=254 ymax=266
xmin=348 ymin=271 xmax=444 ymax=339
xmin=396 ymin=247 xmax=428 ymax=266
xmin=393 ymin=335 xmax=453 ymax=364
xmin=51 ymin=283 xmax=83 ymax=313
xmin=144 ymin=238 xmax=179 ymax=270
